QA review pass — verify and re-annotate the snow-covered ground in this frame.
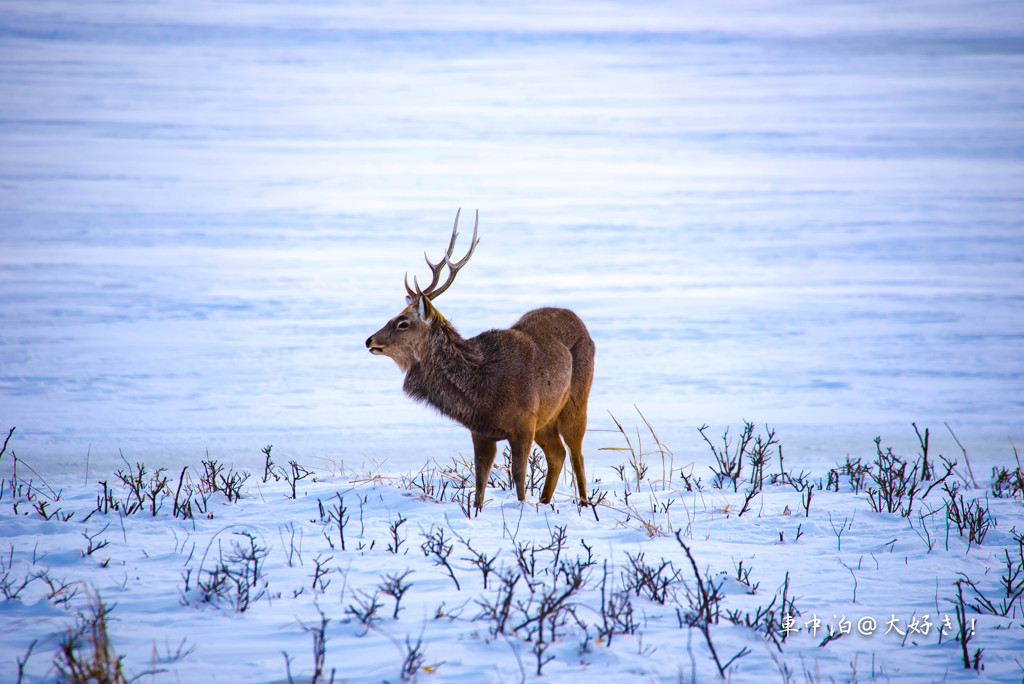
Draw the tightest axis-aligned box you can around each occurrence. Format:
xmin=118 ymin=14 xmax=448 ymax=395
xmin=1 ymin=425 xmax=1023 ymax=682
xmin=1 ymin=0 xmax=1024 ymax=680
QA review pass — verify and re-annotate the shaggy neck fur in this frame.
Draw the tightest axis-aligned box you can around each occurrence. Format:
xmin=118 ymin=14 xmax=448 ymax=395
xmin=402 ymin=321 xmax=487 ymax=433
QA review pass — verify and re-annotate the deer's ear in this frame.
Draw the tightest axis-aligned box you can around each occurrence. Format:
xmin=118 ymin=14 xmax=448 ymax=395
xmin=418 ymin=295 xmax=437 ymax=322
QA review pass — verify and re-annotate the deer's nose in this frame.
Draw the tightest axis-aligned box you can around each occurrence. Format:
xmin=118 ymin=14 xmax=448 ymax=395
xmin=365 ymin=336 xmax=373 ymax=348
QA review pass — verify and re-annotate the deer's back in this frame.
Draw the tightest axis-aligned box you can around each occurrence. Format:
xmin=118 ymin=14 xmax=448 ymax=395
xmin=465 ymin=308 xmax=591 ymax=433
xmin=511 ymin=307 xmax=592 ymax=356
xmin=511 ymin=307 xmax=593 ymax=423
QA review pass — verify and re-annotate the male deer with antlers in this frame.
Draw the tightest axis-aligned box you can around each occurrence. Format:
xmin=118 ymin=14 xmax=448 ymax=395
xmin=366 ymin=210 xmax=594 ymax=509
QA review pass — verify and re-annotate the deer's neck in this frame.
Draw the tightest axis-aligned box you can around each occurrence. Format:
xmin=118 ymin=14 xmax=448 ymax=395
xmin=402 ymin=323 xmax=486 ymax=431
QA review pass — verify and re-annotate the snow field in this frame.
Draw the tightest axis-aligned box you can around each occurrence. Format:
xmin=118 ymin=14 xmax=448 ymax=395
xmin=2 ymin=422 xmax=1023 ymax=682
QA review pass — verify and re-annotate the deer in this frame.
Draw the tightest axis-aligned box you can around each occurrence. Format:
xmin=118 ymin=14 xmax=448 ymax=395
xmin=365 ymin=210 xmax=595 ymax=510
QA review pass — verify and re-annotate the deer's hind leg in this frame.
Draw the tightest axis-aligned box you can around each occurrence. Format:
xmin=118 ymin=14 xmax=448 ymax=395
xmin=535 ymin=422 xmax=567 ymax=504
xmin=558 ymin=408 xmax=589 ymax=504
xmin=559 ymin=341 xmax=594 ymax=504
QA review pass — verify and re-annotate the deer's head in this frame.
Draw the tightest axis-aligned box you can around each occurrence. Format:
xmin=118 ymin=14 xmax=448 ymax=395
xmin=366 ymin=209 xmax=479 ymax=372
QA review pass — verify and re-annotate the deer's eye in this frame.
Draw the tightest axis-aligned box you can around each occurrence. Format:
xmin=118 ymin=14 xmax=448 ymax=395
xmin=396 ymin=320 xmax=410 ymax=330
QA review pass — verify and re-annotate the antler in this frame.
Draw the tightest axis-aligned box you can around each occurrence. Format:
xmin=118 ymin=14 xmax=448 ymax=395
xmin=405 ymin=209 xmax=480 ymax=303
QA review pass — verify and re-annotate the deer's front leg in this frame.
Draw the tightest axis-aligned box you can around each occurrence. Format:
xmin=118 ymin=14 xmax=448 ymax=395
xmin=508 ymin=432 xmax=533 ymax=502
xmin=472 ymin=433 xmax=497 ymax=509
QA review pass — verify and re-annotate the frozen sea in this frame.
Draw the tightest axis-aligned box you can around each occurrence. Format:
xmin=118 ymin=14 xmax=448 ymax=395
xmin=1 ymin=0 xmax=1023 ymax=479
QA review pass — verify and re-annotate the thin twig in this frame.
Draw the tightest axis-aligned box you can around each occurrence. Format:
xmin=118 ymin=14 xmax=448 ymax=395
xmin=945 ymin=423 xmax=977 ymax=488
xmin=0 ymin=427 xmax=14 ymax=460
